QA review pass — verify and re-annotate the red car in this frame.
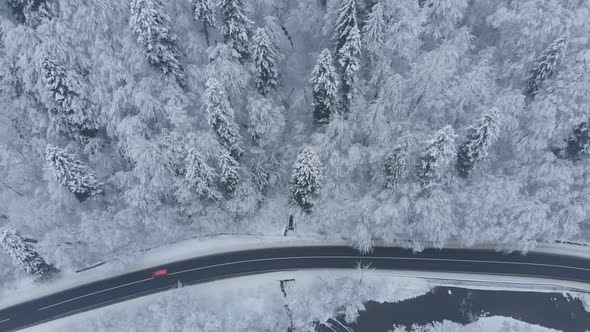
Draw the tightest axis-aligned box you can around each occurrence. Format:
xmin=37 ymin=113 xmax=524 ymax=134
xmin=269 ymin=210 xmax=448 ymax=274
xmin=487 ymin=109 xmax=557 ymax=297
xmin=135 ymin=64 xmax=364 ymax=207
xmin=152 ymin=269 xmax=169 ymax=278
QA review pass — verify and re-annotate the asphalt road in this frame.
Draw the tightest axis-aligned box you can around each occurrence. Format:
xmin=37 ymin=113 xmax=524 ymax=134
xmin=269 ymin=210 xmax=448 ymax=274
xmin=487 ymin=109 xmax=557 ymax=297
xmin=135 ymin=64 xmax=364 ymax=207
xmin=1 ymin=246 xmax=590 ymax=331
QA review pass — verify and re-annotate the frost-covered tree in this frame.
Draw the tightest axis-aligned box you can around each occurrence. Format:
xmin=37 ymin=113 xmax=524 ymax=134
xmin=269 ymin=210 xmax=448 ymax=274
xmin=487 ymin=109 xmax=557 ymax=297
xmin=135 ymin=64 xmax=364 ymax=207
xmin=40 ymin=57 xmax=98 ymax=138
xmin=524 ymin=35 xmax=568 ymax=100
xmin=0 ymin=228 xmax=56 ymax=278
xmin=363 ymin=2 xmax=386 ymax=55
xmin=130 ymin=0 xmax=185 ymax=87
xmin=252 ymin=28 xmax=279 ymax=95
xmin=203 ymin=78 xmax=244 ymax=160
xmin=221 ymin=0 xmax=254 ymax=60
xmin=246 ymin=96 xmax=285 ymax=148
xmin=560 ymin=120 xmax=590 ymax=161
xmin=384 ymin=146 xmax=408 ymax=189
xmin=192 ymin=0 xmax=217 ymax=46
xmin=310 ymin=49 xmax=339 ymax=125
xmin=218 ymin=149 xmax=240 ymax=194
xmin=291 ymin=146 xmax=322 ymax=213
xmin=45 ymin=144 xmax=103 ymax=201
xmin=184 ymin=149 xmax=221 ymax=202
xmin=416 ymin=125 xmax=457 ymax=190
xmin=456 ymin=108 xmax=502 ymax=178
xmin=334 ymin=0 xmax=361 ymax=112
xmin=7 ymin=0 xmax=51 ymax=25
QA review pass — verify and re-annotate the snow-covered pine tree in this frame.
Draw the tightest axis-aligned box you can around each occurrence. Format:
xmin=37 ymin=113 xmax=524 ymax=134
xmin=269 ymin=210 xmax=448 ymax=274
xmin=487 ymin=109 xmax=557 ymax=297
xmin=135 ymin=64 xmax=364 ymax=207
xmin=384 ymin=145 xmax=408 ymax=189
xmin=252 ymin=28 xmax=279 ymax=95
xmin=203 ymin=78 xmax=244 ymax=160
xmin=363 ymin=2 xmax=386 ymax=55
xmin=184 ymin=149 xmax=221 ymax=201
xmin=192 ymin=0 xmax=217 ymax=46
xmin=456 ymin=108 xmax=502 ymax=178
xmin=40 ymin=57 xmax=98 ymax=138
xmin=333 ymin=0 xmax=361 ymax=113
xmin=560 ymin=120 xmax=590 ymax=161
xmin=416 ymin=125 xmax=457 ymax=190
xmin=45 ymin=144 xmax=103 ymax=201
xmin=310 ymin=49 xmax=339 ymax=125
xmin=221 ymin=0 xmax=254 ymax=60
xmin=524 ymin=35 xmax=568 ymax=100
xmin=7 ymin=0 xmax=51 ymax=25
xmin=218 ymin=149 xmax=240 ymax=194
xmin=130 ymin=0 xmax=185 ymax=87
xmin=0 ymin=228 xmax=56 ymax=278
xmin=290 ymin=146 xmax=322 ymax=213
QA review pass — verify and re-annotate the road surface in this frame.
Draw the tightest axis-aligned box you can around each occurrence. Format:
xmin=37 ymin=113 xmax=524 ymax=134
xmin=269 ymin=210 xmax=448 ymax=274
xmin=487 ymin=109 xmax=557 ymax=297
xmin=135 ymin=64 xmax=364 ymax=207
xmin=1 ymin=246 xmax=590 ymax=331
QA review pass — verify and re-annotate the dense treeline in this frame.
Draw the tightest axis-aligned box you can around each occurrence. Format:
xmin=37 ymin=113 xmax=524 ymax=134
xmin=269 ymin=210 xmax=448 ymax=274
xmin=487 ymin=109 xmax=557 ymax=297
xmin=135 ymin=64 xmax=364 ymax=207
xmin=1 ymin=0 xmax=590 ymax=281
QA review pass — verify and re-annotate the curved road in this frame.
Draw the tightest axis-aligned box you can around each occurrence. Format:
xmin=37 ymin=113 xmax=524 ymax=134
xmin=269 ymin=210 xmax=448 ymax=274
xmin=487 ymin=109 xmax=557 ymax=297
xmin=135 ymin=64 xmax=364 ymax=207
xmin=1 ymin=246 xmax=590 ymax=331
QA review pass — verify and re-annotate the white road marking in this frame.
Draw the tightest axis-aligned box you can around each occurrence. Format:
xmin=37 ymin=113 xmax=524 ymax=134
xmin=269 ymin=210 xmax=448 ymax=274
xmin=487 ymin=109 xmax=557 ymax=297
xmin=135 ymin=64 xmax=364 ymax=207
xmin=38 ymin=278 xmax=152 ymax=311
xmin=0 ymin=318 xmax=10 ymax=324
xmin=38 ymin=254 xmax=590 ymax=311
xmin=169 ymin=255 xmax=590 ymax=276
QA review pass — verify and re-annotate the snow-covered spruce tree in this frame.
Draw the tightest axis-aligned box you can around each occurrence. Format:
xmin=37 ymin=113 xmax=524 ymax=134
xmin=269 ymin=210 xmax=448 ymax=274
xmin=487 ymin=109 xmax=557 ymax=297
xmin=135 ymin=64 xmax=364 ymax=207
xmin=252 ymin=28 xmax=279 ymax=95
xmin=524 ymin=35 xmax=568 ymax=100
xmin=333 ymin=0 xmax=361 ymax=113
xmin=192 ymin=0 xmax=217 ymax=46
xmin=561 ymin=120 xmax=590 ymax=161
xmin=456 ymin=108 xmax=502 ymax=178
xmin=363 ymin=2 xmax=386 ymax=55
xmin=0 ymin=228 xmax=56 ymax=278
xmin=40 ymin=57 xmax=98 ymax=138
xmin=130 ymin=0 xmax=185 ymax=87
xmin=416 ymin=126 xmax=457 ymax=190
xmin=203 ymin=78 xmax=244 ymax=160
xmin=184 ymin=149 xmax=221 ymax=201
xmin=45 ymin=144 xmax=103 ymax=201
xmin=384 ymin=146 xmax=408 ymax=189
xmin=310 ymin=49 xmax=339 ymax=125
xmin=221 ymin=0 xmax=253 ymax=60
xmin=7 ymin=0 xmax=51 ymax=25
xmin=218 ymin=149 xmax=240 ymax=194
xmin=290 ymin=146 xmax=322 ymax=213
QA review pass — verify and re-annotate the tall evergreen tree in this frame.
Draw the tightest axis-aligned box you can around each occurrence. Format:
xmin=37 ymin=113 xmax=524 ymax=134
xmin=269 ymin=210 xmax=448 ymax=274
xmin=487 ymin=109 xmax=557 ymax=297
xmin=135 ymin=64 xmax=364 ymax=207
xmin=192 ymin=0 xmax=217 ymax=46
xmin=218 ymin=149 xmax=240 ymax=194
xmin=456 ymin=109 xmax=502 ymax=178
xmin=40 ymin=57 xmax=98 ymax=138
xmin=384 ymin=145 xmax=408 ymax=189
xmin=45 ymin=144 xmax=103 ymax=201
xmin=130 ymin=0 xmax=185 ymax=87
xmin=334 ymin=0 xmax=361 ymax=113
xmin=252 ymin=28 xmax=279 ymax=95
xmin=363 ymin=2 xmax=386 ymax=55
xmin=0 ymin=228 xmax=56 ymax=278
xmin=291 ymin=146 xmax=322 ymax=213
xmin=416 ymin=125 xmax=457 ymax=190
xmin=524 ymin=35 xmax=568 ymax=100
xmin=184 ymin=149 xmax=221 ymax=201
xmin=203 ymin=78 xmax=244 ymax=160
xmin=310 ymin=49 xmax=339 ymax=125
xmin=560 ymin=119 xmax=590 ymax=161
xmin=221 ymin=0 xmax=254 ymax=60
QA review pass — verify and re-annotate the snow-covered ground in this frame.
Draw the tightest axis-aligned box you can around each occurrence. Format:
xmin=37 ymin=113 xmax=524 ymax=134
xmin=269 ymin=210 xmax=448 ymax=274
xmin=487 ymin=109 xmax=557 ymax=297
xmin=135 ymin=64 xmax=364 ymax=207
xmin=22 ymin=270 xmax=431 ymax=332
xmin=392 ymin=316 xmax=559 ymax=332
xmin=22 ymin=270 xmax=563 ymax=332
